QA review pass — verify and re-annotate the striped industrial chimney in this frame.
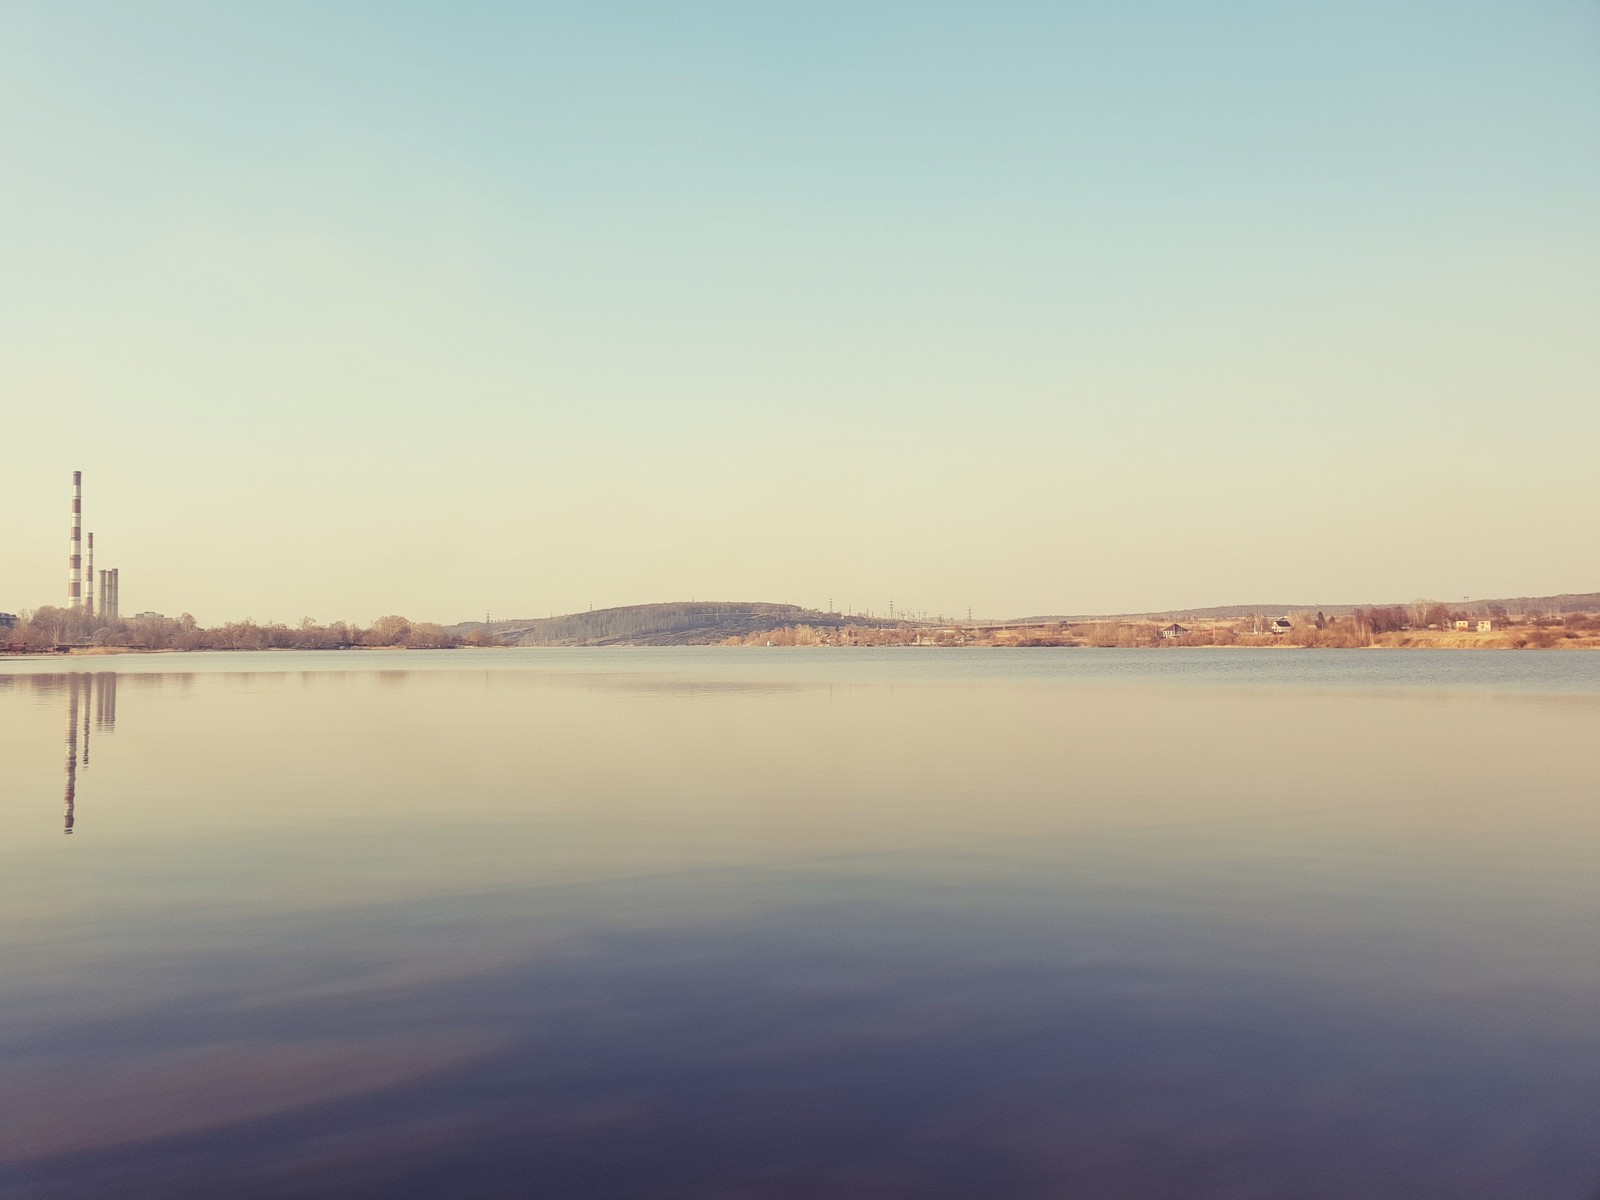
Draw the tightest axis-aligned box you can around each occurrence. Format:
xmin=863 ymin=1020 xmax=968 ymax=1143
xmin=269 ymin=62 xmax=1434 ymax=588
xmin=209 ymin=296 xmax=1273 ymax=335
xmin=69 ymin=471 xmax=83 ymax=609
xmin=85 ymin=532 xmax=95 ymax=617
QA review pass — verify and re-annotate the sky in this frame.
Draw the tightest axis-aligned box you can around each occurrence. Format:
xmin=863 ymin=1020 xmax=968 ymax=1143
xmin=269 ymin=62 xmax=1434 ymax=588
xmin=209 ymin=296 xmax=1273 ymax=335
xmin=1 ymin=1 xmax=1596 ymax=624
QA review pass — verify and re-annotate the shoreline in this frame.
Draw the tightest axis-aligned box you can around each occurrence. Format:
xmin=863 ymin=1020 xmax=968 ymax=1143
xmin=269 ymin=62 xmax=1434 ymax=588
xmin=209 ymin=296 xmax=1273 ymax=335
xmin=4 ymin=641 xmax=1598 ymax=660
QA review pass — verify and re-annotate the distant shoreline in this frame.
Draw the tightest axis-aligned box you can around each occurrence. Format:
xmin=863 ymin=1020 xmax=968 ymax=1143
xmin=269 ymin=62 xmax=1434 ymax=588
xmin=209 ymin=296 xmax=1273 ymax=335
xmin=4 ymin=641 xmax=1597 ymax=659
xmin=1 ymin=644 xmax=456 ymax=659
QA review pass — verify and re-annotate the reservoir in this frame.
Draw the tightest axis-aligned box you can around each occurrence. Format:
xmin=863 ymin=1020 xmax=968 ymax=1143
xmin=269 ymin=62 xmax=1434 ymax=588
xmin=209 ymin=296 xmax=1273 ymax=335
xmin=2 ymin=649 xmax=1598 ymax=1198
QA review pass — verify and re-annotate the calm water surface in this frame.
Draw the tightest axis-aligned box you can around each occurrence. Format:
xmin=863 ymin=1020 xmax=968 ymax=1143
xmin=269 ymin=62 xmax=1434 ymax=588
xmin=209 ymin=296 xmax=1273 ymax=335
xmin=2 ymin=649 xmax=1598 ymax=1198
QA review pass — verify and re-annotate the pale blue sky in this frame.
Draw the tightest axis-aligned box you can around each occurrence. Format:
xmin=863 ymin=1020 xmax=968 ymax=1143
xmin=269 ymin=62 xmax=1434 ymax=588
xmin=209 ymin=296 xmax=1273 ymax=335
xmin=2 ymin=2 xmax=1596 ymax=622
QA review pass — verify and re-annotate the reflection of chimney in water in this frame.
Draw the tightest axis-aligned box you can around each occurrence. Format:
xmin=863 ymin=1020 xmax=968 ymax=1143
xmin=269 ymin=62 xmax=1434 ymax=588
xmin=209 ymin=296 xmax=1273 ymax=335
xmin=64 ymin=676 xmax=80 ymax=834
xmin=82 ymin=676 xmax=91 ymax=768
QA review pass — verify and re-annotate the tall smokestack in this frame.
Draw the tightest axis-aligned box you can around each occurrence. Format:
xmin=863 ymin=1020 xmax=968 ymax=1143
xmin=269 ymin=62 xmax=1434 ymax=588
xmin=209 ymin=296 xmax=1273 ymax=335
xmin=69 ymin=471 xmax=82 ymax=610
xmin=110 ymin=568 xmax=119 ymax=621
xmin=98 ymin=571 xmax=108 ymax=616
xmin=85 ymin=533 xmax=95 ymax=617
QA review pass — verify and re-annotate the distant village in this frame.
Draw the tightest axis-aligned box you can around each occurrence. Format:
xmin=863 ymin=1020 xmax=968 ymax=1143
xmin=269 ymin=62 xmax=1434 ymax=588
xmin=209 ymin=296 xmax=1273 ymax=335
xmin=720 ymin=606 xmax=1599 ymax=650
xmin=7 ymin=598 xmax=1599 ymax=656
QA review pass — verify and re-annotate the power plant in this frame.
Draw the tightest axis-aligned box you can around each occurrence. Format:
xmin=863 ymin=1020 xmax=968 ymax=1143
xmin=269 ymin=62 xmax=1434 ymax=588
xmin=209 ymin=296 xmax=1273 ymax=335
xmin=0 ymin=469 xmax=132 ymax=649
xmin=67 ymin=470 xmax=119 ymax=619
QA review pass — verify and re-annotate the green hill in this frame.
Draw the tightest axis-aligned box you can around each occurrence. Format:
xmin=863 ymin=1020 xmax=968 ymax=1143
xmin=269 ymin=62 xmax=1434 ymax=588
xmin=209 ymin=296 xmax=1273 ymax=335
xmin=448 ymin=602 xmax=908 ymax=647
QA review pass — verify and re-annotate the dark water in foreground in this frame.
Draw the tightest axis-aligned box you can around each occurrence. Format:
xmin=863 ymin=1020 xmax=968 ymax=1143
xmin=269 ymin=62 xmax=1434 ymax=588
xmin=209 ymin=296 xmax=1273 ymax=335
xmin=2 ymin=648 xmax=1598 ymax=1199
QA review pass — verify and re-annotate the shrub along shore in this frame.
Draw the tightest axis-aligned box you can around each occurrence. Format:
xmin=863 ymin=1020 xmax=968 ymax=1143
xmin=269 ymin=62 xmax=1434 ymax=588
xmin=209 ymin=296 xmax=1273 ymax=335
xmin=6 ymin=605 xmax=1597 ymax=654
xmin=1 ymin=608 xmax=465 ymax=653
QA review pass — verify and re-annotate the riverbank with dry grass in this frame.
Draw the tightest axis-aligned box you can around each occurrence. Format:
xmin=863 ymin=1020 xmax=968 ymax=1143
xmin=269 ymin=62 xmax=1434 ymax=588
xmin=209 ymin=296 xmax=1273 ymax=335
xmin=7 ymin=608 xmax=1597 ymax=654
xmin=721 ymin=613 xmax=1600 ymax=650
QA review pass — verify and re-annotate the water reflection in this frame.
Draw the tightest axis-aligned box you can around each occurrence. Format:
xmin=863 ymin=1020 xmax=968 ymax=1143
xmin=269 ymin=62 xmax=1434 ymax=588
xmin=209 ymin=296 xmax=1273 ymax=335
xmin=41 ymin=673 xmax=119 ymax=835
xmin=2 ymin=654 xmax=1599 ymax=1197
xmin=63 ymin=676 xmax=78 ymax=834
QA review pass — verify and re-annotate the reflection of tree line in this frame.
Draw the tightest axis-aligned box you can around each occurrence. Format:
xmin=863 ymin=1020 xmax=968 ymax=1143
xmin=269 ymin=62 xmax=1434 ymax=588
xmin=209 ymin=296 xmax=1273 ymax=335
xmin=49 ymin=674 xmax=118 ymax=835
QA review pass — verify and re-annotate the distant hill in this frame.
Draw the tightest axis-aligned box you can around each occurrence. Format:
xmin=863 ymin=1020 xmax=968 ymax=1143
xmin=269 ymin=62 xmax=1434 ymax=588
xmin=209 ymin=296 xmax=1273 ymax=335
xmin=1013 ymin=603 xmax=1345 ymax=623
xmin=1024 ymin=591 xmax=1600 ymax=624
xmin=447 ymin=602 xmax=908 ymax=647
xmin=453 ymin=591 xmax=1598 ymax=645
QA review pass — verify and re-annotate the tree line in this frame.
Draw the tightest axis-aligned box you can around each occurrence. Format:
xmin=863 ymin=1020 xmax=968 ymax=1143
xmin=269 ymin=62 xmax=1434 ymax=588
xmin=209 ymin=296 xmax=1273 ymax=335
xmin=2 ymin=607 xmax=459 ymax=652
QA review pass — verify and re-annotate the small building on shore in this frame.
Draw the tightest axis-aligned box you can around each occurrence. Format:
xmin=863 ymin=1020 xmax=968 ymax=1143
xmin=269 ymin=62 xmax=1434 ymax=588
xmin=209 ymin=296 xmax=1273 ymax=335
xmin=1160 ymin=623 xmax=1187 ymax=640
xmin=1270 ymin=616 xmax=1293 ymax=636
xmin=1477 ymin=619 xmax=1494 ymax=633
